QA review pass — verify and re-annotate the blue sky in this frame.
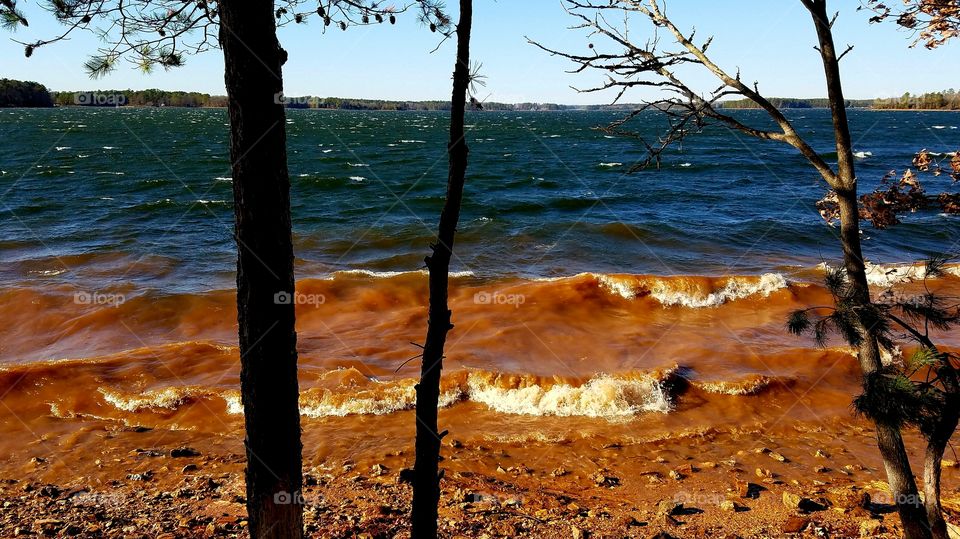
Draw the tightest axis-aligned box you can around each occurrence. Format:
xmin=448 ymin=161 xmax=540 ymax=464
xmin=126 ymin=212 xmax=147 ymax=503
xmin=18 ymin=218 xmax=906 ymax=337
xmin=2 ymin=1 xmax=957 ymax=104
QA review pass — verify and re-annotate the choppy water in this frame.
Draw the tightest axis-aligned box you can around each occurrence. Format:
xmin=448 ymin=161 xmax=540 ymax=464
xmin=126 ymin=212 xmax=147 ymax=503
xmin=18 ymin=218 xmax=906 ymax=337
xmin=0 ymin=108 xmax=958 ymax=458
xmin=2 ymin=108 xmax=958 ymax=293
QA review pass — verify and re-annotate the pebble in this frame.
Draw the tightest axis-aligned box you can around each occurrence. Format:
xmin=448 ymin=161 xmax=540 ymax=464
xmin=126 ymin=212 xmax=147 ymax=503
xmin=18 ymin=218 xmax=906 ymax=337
xmin=782 ymin=516 xmax=810 ymax=534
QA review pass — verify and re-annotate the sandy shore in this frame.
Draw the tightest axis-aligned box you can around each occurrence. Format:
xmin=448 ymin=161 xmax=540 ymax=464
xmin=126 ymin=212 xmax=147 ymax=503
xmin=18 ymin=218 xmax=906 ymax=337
xmin=4 ymin=418 xmax=956 ymax=538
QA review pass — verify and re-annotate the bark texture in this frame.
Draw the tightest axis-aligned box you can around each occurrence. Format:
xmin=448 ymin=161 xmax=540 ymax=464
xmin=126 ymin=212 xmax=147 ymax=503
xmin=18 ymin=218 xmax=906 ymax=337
xmin=803 ymin=1 xmax=931 ymax=537
xmin=218 ymin=2 xmax=303 ymax=537
xmin=412 ymin=1 xmax=472 ymax=537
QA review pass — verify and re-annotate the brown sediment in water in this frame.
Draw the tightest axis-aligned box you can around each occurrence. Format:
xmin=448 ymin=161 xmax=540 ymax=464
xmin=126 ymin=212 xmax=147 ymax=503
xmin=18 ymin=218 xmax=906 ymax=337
xmin=2 ymin=268 xmax=960 ymax=535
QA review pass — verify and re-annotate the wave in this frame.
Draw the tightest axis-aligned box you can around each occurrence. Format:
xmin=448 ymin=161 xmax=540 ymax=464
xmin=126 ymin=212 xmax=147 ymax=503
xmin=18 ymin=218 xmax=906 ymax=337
xmin=213 ymin=368 xmax=675 ymax=419
xmin=86 ymin=366 xmax=796 ymax=421
xmin=465 ymin=371 xmax=672 ymax=417
xmin=593 ymin=272 xmax=789 ymax=307
xmin=331 ymin=269 xmax=476 ymax=279
xmin=819 ymin=261 xmax=960 ymax=287
xmin=693 ymin=374 xmax=793 ymax=396
xmin=98 ymin=386 xmax=206 ymax=412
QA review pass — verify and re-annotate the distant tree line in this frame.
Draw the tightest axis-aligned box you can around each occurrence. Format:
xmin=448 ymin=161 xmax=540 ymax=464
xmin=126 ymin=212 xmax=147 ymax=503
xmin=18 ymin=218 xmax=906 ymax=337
xmin=279 ymin=97 xmax=634 ymax=111
xmin=718 ymin=91 xmax=960 ymax=110
xmin=0 ymin=79 xmax=53 ymax=107
xmin=49 ymin=89 xmax=226 ymax=107
xmin=873 ymin=90 xmax=960 ymax=110
xmin=4 ymin=78 xmax=960 ymax=111
xmin=717 ymin=97 xmax=876 ymax=109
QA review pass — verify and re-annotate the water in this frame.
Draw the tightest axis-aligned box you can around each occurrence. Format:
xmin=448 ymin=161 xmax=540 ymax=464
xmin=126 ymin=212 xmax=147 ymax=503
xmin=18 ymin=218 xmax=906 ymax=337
xmin=2 ymin=108 xmax=958 ymax=296
xmin=0 ymin=107 xmax=958 ymax=476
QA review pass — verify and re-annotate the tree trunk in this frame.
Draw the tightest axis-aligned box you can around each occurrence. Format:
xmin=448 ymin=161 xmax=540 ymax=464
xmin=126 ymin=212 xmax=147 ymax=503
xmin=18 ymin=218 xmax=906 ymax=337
xmin=924 ymin=360 xmax=960 ymax=539
xmin=805 ymin=2 xmax=931 ymax=537
xmin=412 ymin=1 xmax=472 ymax=537
xmin=926 ymin=435 xmax=952 ymax=539
xmin=218 ymin=2 xmax=303 ymax=538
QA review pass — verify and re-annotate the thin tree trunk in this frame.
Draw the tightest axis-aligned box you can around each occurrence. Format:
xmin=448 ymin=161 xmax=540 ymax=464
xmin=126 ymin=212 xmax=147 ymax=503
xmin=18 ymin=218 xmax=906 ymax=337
xmin=218 ymin=2 xmax=303 ymax=537
xmin=412 ymin=1 xmax=472 ymax=537
xmin=924 ymin=357 xmax=960 ymax=539
xmin=926 ymin=434 xmax=953 ymax=539
xmin=804 ymin=2 xmax=931 ymax=537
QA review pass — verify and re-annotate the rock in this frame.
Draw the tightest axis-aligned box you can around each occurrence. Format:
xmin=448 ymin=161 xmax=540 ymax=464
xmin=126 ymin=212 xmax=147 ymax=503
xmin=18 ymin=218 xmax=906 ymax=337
xmin=615 ymin=514 xmax=645 ymax=527
xmin=571 ymin=525 xmax=589 ymax=539
xmin=668 ymin=470 xmax=684 ymax=481
xmin=674 ymin=464 xmax=697 ymax=475
xmin=551 ymin=467 xmax=569 ymax=477
xmin=126 ymin=471 xmax=153 ymax=481
xmin=735 ymin=480 xmax=761 ymax=499
xmin=181 ymin=464 xmax=199 ymax=473
xmin=591 ymin=471 xmax=620 ymax=487
xmin=782 ymin=516 xmax=809 ymax=534
xmin=719 ymin=500 xmax=738 ymax=512
xmin=370 ymin=463 xmax=389 ymax=477
xmin=38 ymin=485 xmax=60 ymax=498
xmin=814 ymin=449 xmax=830 ymax=459
xmin=656 ymin=500 xmax=682 ymax=516
xmin=782 ymin=492 xmax=802 ymax=509
xmin=943 ymin=459 xmax=958 ymax=468
xmin=860 ymin=519 xmax=883 ymax=536
xmin=768 ymin=451 xmax=789 ymax=463
xmin=170 ymin=447 xmax=200 ymax=458
xmin=755 ymin=468 xmax=772 ymax=479
xmin=783 ymin=492 xmax=827 ymax=512
xmin=398 ymin=468 xmax=415 ymax=484
xmin=699 ymin=461 xmax=718 ymax=469
xmin=814 ymin=466 xmax=830 ymax=473
xmin=828 ymin=488 xmax=870 ymax=510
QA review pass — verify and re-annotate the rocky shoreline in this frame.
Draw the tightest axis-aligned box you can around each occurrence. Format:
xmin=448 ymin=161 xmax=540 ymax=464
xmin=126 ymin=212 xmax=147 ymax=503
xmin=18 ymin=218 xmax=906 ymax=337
xmin=3 ymin=431 xmax=943 ymax=538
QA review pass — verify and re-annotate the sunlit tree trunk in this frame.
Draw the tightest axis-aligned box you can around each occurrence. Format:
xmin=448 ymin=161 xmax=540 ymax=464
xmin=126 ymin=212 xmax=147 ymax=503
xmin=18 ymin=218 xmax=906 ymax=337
xmin=804 ymin=1 xmax=930 ymax=537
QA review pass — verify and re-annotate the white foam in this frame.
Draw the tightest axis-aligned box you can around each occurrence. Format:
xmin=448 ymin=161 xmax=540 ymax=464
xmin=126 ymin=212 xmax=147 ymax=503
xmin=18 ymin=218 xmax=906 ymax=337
xmin=853 ymin=151 xmax=872 ymax=159
xmin=594 ymin=273 xmax=789 ymax=307
xmin=599 ymin=162 xmax=623 ymax=167
xmin=334 ymin=269 xmax=475 ymax=279
xmin=99 ymin=386 xmax=200 ymax=412
xmin=653 ymin=273 xmax=788 ymax=308
xmin=467 ymin=373 xmax=670 ymax=418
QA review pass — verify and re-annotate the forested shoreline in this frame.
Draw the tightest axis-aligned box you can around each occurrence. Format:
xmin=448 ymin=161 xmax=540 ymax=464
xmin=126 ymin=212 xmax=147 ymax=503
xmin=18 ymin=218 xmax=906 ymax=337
xmin=3 ymin=78 xmax=959 ymax=111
